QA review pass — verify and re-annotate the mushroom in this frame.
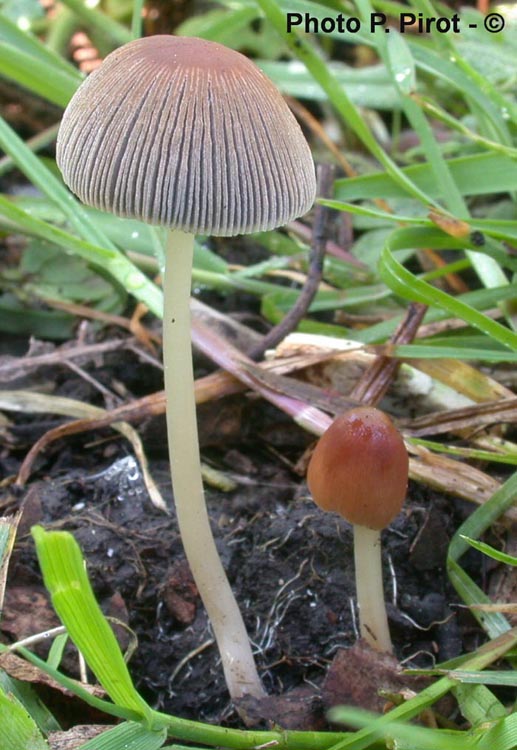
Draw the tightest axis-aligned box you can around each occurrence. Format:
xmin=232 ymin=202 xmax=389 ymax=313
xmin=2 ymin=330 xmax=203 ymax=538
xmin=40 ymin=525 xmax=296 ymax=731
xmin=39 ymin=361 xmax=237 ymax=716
xmin=306 ymin=406 xmax=408 ymax=653
xmin=56 ymin=35 xmax=316 ymax=700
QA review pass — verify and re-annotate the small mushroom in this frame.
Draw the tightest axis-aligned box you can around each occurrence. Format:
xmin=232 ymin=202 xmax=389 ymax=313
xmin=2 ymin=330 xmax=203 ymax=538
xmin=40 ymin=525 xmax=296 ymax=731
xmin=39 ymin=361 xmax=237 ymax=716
xmin=57 ymin=35 xmax=316 ymax=700
xmin=306 ymin=406 xmax=408 ymax=653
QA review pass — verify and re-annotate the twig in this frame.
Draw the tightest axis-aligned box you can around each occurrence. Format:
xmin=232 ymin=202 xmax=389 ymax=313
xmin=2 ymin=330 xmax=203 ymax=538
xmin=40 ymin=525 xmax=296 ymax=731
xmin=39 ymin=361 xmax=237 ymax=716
xmin=41 ymin=297 xmax=161 ymax=350
xmin=0 ymin=338 xmax=132 ymax=382
xmin=247 ymin=163 xmax=335 ymax=360
xmin=350 ymin=302 xmax=428 ymax=405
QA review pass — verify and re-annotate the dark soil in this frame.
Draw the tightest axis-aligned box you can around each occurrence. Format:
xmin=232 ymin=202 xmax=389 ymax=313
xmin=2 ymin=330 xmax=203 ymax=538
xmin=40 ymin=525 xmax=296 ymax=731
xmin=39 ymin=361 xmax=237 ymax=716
xmin=1 ymin=339 xmax=487 ymax=729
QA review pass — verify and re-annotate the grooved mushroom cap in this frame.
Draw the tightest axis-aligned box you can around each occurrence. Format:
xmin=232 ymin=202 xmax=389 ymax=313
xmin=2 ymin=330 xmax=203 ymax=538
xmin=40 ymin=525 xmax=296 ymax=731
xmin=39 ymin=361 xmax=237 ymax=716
xmin=307 ymin=407 xmax=408 ymax=530
xmin=56 ymin=35 xmax=316 ymax=236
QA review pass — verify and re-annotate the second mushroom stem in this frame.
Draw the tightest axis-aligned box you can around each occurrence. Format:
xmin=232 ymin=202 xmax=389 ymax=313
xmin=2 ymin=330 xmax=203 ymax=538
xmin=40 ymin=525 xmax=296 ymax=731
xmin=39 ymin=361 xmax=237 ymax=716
xmin=353 ymin=525 xmax=393 ymax=653
xmin=162 ymin=229 xmax=265 ymax=700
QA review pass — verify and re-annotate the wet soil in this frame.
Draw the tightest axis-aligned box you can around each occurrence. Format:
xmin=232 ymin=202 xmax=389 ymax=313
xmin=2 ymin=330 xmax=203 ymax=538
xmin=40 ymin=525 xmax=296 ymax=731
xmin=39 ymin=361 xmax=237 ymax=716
xmin=1 ymin=341 xmax=487 ymax=728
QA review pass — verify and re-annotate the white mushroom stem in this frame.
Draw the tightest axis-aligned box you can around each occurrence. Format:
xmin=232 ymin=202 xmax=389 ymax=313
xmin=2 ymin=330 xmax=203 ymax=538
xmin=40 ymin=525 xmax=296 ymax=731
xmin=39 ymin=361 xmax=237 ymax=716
xmin=162 ymin=229 xmax=265 ymax=700
xmin=353 ymin=525 xmax=393 ymax=653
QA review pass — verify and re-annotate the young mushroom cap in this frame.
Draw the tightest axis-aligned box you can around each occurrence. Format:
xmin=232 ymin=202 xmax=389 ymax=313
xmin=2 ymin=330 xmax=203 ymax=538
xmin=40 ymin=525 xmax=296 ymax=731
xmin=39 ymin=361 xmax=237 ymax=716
xmin=307 ymin=406 xmax=408 ymax=530
xmin=56 ymin=35 xmax=316 ymax=235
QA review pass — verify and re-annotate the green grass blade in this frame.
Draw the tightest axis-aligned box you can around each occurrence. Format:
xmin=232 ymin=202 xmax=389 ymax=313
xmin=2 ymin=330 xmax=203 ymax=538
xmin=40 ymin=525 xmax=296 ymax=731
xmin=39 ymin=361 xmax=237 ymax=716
xmin=0 ymin=125 xmax=60 ymax=179
xmin=31 ymin=526 xmax=154 ymax=723
xmin=329 ymin=706 xmax=474 ymax=749
xmin=258 ymin=59 xmax=400 ymax=108
xmin=0 ymin=687 xmax=48 ymax=750
xmin=454 ymin=681 xmax=507 ymax=726
xmin=178 ymin=5 xmax=259 ymax=46
xmin=330 ymin=702 xmax=516 ymax=749
xmin=334 ymin=152 xmax=517 ymax=201
xmin=343 ymin=284 xmax=517 ymax=345
xmin=0 ymin=12 xmax=81 ymax=80
xmin=409 ymin=438 xmax=517 ymax=466
xmin=131 ymin=0 xmax=146 ymax=39
xmin=447 ymin=471 xmax=517 ymax=638
xmin=409 ymin=43 xmax=516 ymax=142
xmin=81 ymin=722 xmax=166 ymax=750
xmin=449 ymin=558 xmax=509 ymax=639
xmin=0 ymin=116 xmax=114 ymax=248
xmin=0 ymin=41 xmax=78 ymax=107
xmin=58 ymin=0 xmax=132 ymax=48
xmin=412 ymin=95 xmax=517 ymax=159
xmin=460 ymin=536 xmax=517 ymax=566
xmin=385 ymin=28 xmax=416 ymax=95
xmin=380 ymin=230 xmax=517 ymax=351
xmin=46 ymin=632 xmax=69 ymax=671
xmin=321 ymin=200 xmax=517 ymax=245
xmin=0 ymin=513 xmax=19 ymax=617
xmin=421 ymin=669 xmax=517 ymax=687
xmin=389 ymin=345 xmax=517 ymax=363
xmin=475 ymin=714 xmax=517 ymax=750
xmin=0 ymin=670 xmax=60 ymax=734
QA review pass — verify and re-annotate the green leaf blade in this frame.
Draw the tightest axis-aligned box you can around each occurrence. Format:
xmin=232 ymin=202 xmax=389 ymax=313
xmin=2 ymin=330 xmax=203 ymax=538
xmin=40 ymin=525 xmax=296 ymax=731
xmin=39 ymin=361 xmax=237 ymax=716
xmin=81 ymin=722 xmax=167 ymax=750
xmin=32 ymin=527 xmax=153 ymax=723
xmin=0 ymin=687 xmax=49 ymax=750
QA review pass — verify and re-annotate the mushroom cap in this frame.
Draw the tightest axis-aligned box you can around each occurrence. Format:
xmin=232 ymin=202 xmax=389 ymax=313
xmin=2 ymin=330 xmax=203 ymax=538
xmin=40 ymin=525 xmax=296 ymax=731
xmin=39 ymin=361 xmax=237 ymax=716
xmin=306 ymin=407 xmax=408 ymax=530
xmin=56 ymin=35 xmax=316 ymax=236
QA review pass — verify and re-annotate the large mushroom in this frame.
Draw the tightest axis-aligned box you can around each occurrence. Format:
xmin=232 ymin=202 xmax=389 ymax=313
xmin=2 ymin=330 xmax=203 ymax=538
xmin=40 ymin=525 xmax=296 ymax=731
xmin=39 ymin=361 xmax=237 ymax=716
xmin=56 ymin=35 xmax=316 ymax=701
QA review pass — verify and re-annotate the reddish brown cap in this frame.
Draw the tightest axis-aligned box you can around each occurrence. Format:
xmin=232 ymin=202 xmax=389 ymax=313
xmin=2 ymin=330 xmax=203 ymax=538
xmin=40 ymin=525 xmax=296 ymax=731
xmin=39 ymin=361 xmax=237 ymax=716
xmin=307 ymin=407 xmax=408 ymax=530
xmin=56 ymin=35 xmax=316 ymax=236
